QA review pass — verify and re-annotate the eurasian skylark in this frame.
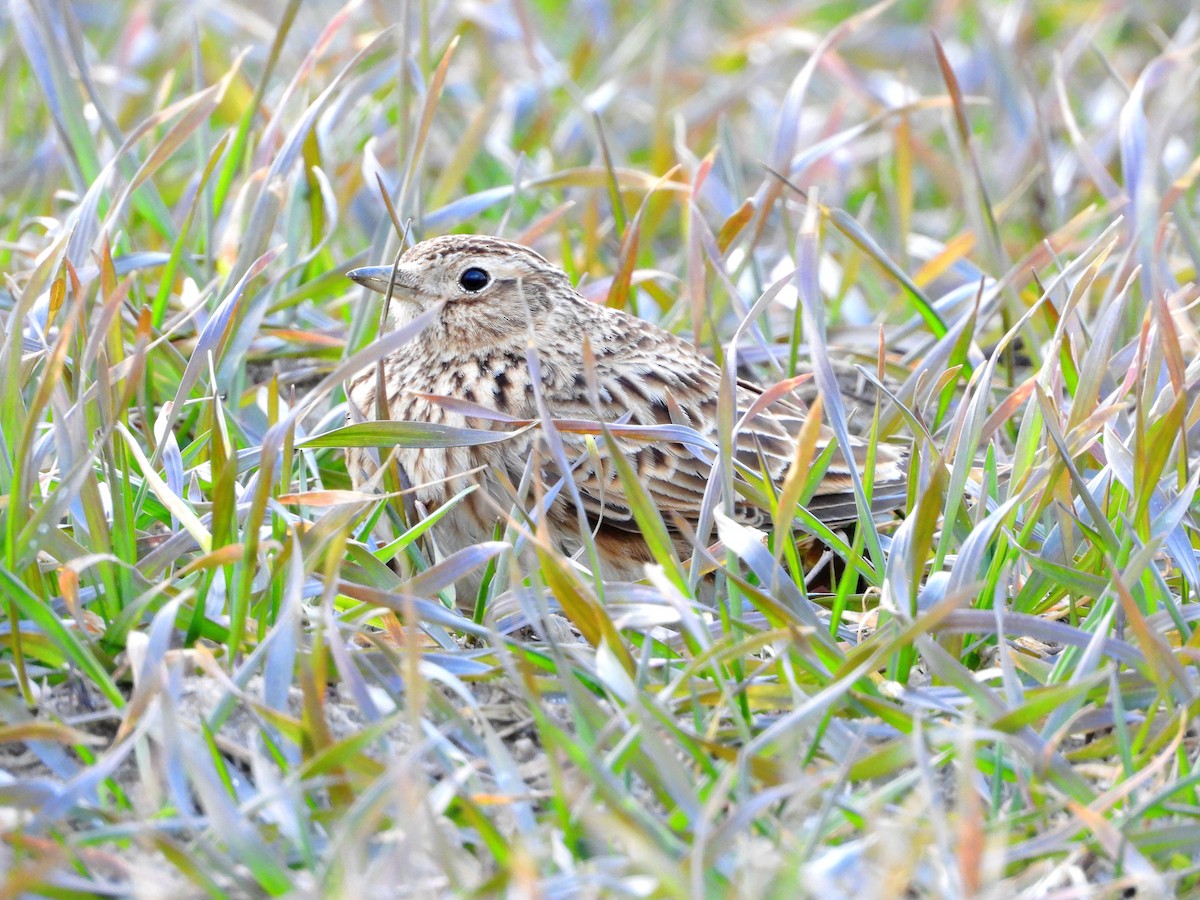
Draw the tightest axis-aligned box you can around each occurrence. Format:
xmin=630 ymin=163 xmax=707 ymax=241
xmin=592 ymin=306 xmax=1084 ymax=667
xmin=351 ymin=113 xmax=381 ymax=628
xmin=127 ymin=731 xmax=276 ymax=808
xmin=346 ymin=235 xmax=905 ymax=582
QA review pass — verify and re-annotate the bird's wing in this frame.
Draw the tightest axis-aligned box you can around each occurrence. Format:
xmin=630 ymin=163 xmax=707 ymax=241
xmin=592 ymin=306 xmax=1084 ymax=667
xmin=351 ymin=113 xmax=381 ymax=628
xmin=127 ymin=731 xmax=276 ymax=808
xmin=534 ymin=316 xmax=905 ymax=535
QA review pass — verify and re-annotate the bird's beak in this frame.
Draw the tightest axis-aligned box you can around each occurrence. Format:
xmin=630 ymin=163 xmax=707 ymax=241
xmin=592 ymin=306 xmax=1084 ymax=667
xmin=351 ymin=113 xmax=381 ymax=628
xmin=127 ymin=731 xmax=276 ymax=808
xmin=347 ymin=264 xmax=412 ymax=296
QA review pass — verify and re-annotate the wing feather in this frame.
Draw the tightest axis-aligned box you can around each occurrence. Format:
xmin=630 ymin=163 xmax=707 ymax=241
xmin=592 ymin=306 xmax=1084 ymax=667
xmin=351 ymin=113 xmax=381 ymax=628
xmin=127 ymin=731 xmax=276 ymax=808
xmin=527 ymin=306 xmax=905 ymax=536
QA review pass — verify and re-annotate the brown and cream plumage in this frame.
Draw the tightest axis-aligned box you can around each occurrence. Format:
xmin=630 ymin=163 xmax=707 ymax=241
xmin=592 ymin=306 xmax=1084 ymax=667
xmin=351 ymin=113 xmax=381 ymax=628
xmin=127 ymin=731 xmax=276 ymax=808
xmin=345 ymin=234 xmax=905 ymax=583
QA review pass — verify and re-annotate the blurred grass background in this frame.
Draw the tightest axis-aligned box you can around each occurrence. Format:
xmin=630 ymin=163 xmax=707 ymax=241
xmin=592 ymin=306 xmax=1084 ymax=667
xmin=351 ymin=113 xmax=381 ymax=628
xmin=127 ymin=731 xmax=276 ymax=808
xmin=2 ymin=0 xmax=1200 ymax=895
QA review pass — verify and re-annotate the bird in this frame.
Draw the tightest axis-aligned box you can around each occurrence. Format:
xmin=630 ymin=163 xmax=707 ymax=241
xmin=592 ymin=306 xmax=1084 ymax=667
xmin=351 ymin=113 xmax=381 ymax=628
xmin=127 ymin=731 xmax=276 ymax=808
xmin=344 ymin=234 xmax=906 ymax=587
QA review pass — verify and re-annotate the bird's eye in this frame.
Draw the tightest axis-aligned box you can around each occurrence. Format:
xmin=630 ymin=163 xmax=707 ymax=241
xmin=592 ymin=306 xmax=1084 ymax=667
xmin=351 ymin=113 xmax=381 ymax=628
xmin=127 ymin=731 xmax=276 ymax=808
xmin=459 ymin=267 xmax=490 ymax=292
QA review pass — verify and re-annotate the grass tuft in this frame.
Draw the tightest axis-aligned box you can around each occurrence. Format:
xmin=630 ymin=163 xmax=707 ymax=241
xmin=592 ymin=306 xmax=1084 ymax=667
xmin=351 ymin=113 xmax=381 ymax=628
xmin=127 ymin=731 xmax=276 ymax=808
xmin=1 ymin=0 xmax=1199 ymax=894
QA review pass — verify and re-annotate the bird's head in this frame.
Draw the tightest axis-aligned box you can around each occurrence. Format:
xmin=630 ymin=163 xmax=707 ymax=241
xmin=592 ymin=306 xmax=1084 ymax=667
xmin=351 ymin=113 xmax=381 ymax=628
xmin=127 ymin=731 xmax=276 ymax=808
xmin=348 ymin=235 xmax=574 ymax=338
